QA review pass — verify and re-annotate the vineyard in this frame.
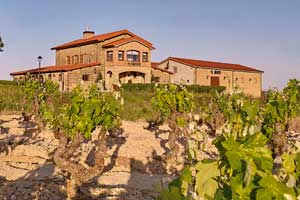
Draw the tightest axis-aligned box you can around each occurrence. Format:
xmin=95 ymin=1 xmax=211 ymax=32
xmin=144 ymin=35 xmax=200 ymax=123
xmin=0 ymin=79 xmax=300 ymax=199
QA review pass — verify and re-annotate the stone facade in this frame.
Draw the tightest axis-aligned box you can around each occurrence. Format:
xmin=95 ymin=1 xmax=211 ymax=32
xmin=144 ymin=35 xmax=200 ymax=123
xmin=54 ymin=32 xmax=153 ymax=91
xmin=11 ymin=30 xmax=154 ymax=91
xmin=151 ymin=68 xmax=171 ymax=83
xmin=11 ymin=30 xmax=263 ymax=97
xmin=156 ymin=58 xmax=263 ymax=98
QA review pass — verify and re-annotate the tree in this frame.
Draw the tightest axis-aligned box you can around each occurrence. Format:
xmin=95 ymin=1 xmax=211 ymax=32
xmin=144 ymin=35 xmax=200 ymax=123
xmin=0 ymin=35 xmax=4 ymax=52
xmin=44 ymin=85 xmax=122 ymax=199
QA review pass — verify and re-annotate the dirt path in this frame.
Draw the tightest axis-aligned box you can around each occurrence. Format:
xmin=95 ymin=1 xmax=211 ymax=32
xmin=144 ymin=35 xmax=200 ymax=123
xmin=0 ymin=115 xmax=176 ymax=199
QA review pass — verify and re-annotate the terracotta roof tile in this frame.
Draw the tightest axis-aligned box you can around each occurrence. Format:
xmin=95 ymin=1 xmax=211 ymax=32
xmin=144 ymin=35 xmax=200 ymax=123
xmin=10 ymin=62 xmax=101 ymax=76
xmin=103 ymin=37 xmax=155 ymax=49
xmin=151 ymin=62 xmax=173 ymax=74
xmin=51 ymin=29 xmax=154 ymax=50
xmin=165 ymin=57 xmax=263 ymax=73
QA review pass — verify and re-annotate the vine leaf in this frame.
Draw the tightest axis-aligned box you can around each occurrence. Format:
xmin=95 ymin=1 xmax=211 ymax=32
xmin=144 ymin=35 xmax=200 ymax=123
xmin=256 ymin=172 xmax=296 ymax=200
xmin=195 ymin=160 xmax=220 ymax=198
xmin=222 ymin=133 xmax=273 ymax=173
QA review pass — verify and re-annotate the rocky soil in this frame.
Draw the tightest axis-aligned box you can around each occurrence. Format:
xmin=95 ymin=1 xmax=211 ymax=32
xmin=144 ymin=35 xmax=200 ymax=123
xmin=0 ymin=115 xmax=179 ymax=200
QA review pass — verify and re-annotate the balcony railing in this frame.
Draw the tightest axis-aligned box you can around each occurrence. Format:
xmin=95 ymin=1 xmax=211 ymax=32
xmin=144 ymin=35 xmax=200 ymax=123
xmin=127 ymin=61 xmax=141 ymax=66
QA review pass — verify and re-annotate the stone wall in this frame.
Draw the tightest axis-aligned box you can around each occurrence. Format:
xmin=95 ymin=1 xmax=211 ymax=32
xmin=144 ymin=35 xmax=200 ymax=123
xmin=104 ymin=41 xmax=151 ymax=68
xmin=151 ymin=68 xmax=171 ymax=83
xmin=158 ymin=60 xmax=196 ymax=85
xmin=195 ymin=68 xmax=233 ymax=92
xmin=195 ymin=67 xmax=262 ymax=97
xmin=65 ymin=65 xmax=102 ymax=91
xmin=157 ymin=60 xmax=262 ymax=97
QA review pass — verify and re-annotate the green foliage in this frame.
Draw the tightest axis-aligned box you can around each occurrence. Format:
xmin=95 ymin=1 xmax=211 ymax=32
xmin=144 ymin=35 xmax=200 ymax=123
xmin=46 ymin=85 xmax=121 ymax=139
xmin=215 ymin=91 xmax=261 ymax=139
xmin=159 ymin=167 xmax=192 ymax=200
xmin=0 ymin=81 xmax=27 ymax=112
xmin=0 ymin=80 xmax=17 ymax=85
xmin=160 ymin=79 xmax=300 ymax=200
xmin=194 ymin=160 xmax=220 ymax=198
xmin=283 ymin=79 xmax=300 ymax=118
xmin=262 ymin=79 xmax=300 ymax=139
xmin=122 ymin=83 xmax=225 ymax=93
xmin=151 ymin=84 xmax=194 ymax=120
xmin=19 ymin=79 xmax=59 ymax=120
xmin=20 ymin=79 xmax=58 ymax=101
xmin=256 ymin=172 xmax=296 ymax=200
xmin=262 ymin=90 xmax=288 ymax=139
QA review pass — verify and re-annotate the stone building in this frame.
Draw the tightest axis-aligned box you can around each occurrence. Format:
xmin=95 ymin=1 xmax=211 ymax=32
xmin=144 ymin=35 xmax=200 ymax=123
xmin=153 ymin=57 xmax=263 ymax=97
xmin=11 ymin=29 xmax=156 ymax=91
xmin=10 ymin=29 xmax=263 ymax=97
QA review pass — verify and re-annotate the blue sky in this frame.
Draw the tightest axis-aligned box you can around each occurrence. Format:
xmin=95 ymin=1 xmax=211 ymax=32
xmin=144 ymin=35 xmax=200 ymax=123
xmin=0 ymin=0 xmax=299 ymax=89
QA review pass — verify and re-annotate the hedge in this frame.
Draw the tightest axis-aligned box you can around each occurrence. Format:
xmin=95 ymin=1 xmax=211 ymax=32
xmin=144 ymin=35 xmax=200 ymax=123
xmin=121 ymin=83 xmax=226 ymax=93
xmin=0 ymin=80 xmax=17 ymax=85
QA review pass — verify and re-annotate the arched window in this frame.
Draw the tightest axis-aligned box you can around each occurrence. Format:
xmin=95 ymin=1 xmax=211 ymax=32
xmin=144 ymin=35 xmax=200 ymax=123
xmin=127 ymin=50 xmax=140 ymax=62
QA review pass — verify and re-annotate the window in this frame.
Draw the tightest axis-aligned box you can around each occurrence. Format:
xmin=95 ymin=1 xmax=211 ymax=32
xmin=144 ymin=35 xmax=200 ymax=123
xmin=213 ymin=70 xmax=221 ymax=74
xmin=85 ymin=54 xmax=92 ymax=63
xmin=127 ymin=50 xmax=140 ymax=62
xmin=82 ymin=74 xmax=89 ymax=81
xmin=142 ymin=52 xmax=148 ymax=62
xmin=72 ymin=55 xmax=79 ymax=64
xmin=48 ymin=74 xmax=52 ymax=80
xmin=173 ymin=66 xmax=178 ymax=73
xmin=107 ymin=51 xmax=113 ymax=61
xmin=66 ymin=56 xmax=71 ymax=65
xmin=75 ymin=55 xmax=79 ymax=64
xmin=118 ymin=51 xmax=124 ymax=61
xmin=80 ymin=54 xmax=84 ymax=64
xmin=59 ymin=74 xmax=62 ymax=81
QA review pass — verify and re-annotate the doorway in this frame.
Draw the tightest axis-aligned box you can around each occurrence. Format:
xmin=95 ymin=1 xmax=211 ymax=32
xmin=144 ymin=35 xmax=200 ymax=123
xmin=210 ymin=76 xmax=220 ymax=86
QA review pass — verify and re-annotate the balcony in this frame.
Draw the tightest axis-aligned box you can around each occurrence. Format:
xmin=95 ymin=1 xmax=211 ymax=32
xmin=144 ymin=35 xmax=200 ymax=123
xmin=127 ymin=61 xmax=141 ymax=66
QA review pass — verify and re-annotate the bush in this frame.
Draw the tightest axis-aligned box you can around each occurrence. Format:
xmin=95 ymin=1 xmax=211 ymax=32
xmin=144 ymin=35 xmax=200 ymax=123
xmin=121 ymin=83 xmax=225 ymax=93
xmin=0 ymin=80 xmax=17 ymax=85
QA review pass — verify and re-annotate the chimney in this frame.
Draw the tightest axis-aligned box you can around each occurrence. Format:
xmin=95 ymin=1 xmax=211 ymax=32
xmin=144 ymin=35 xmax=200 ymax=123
xmin=83 ymin=30 xmax=95 ymax=39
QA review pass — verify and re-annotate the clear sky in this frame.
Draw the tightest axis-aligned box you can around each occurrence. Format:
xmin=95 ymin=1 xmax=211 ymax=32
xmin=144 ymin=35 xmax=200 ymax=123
xmin=0 ymin=0 xmax=299 ymax=89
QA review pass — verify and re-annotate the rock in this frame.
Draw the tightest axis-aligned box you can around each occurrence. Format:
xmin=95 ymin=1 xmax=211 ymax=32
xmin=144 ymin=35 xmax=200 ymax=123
xmin=10 ymin=194 xmax=16 ymax=200
xmin=10 ymin=145 xmax=50 ymax=159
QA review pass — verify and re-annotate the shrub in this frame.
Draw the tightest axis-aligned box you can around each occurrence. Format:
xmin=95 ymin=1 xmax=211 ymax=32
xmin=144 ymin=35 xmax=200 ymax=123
xmin=121 ymin=83 xmax=225 ymax=93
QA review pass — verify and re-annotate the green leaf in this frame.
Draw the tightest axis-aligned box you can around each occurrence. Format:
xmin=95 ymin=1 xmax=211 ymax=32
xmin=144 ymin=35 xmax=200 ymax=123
xmin=257 ymin=172 xmax=296 ymax=200
xmin=282 ymin=153 xmax=296 ymax=174
xmin=194 ymin=161 xmax=220 ymax=198
xmin=222 ymin=133 xmax=273 ymax=173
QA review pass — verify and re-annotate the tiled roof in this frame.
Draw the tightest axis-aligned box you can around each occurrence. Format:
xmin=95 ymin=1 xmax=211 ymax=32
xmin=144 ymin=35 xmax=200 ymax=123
xmin=103 ymin=37 xmax=155 ymax=49
xmin=51 ymin=29 xmax=155 ymax=50
xmin=10 ymin=62 xmax=101 ymax=76
xmin=151 ymin=62 xmax=173 ymax=74
xmin=164 ymin=57 xmax=263 ymax=73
